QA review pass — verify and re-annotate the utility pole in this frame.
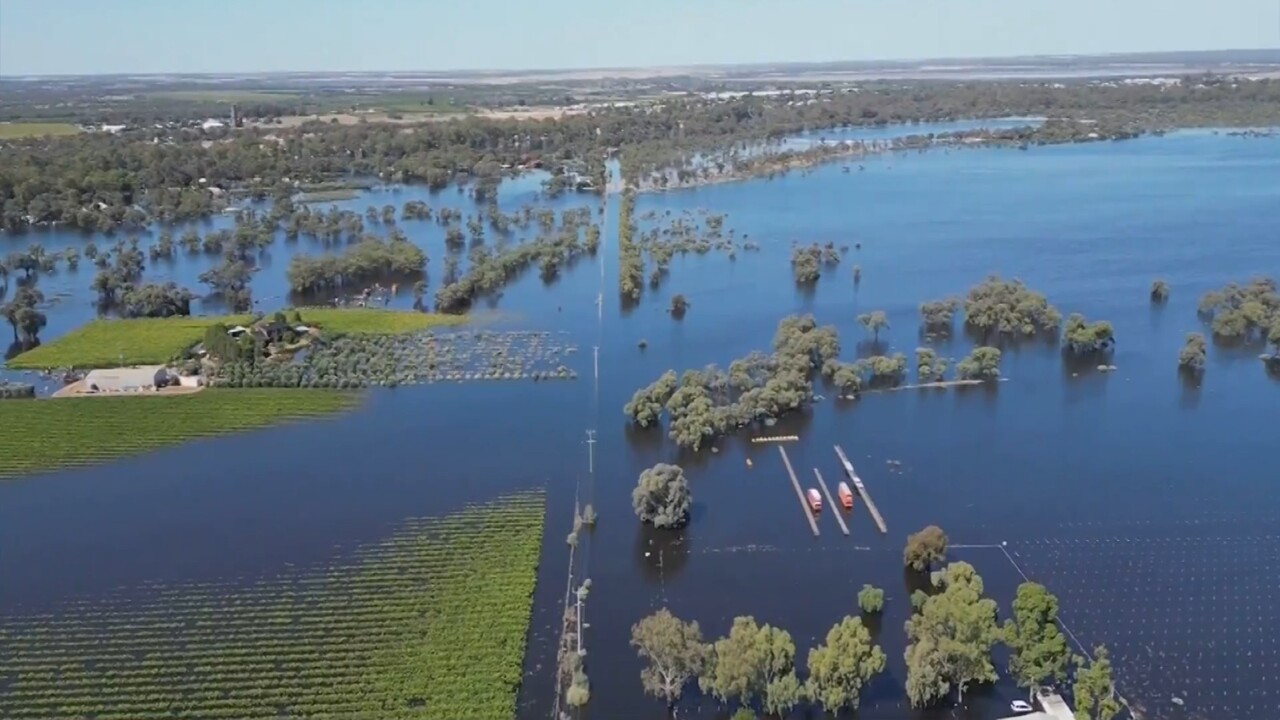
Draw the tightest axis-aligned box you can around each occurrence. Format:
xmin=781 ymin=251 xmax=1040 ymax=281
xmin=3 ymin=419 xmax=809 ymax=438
xmin=585 ymin=429 xmax=596 ymax=474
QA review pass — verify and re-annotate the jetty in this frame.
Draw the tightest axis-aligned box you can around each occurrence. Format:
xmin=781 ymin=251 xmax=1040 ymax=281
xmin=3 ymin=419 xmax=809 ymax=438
xmin=778 ymin=446 xmax=819 ymax=536
xmin=833 ymin=444 xmax=887 ymax=534
xmin=751 ymin=435 xmax=799 ymax=444
xmin=812 ymin=468 xmax=849 ymax=535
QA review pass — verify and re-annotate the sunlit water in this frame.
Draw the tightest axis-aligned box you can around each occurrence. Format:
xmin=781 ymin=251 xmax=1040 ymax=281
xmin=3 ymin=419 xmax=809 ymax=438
xmin=2 ymin=127 xmax=1279 ymax=720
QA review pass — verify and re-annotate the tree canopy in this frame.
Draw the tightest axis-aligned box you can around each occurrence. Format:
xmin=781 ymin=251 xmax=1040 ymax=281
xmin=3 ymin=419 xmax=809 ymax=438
xmin=956 ymin=346 xmax=1002 ymax=380
xmin=904 ymin=561 xmax=1001 ymax=706
xmin=630 ymin=608 xmax=706 ymax=710
xmin=964 ymin=276 xmax=1062 ymax=337
xmin=632 ymin=463 xmax=692 ymax=529
xmin=857 ymin=310 xmax=890 ymax=340
xmin=1063 ymin=313 xmax=1115 ymax=354
xmin=701 ymin=616 xmax=802 ymax=715
xmin=806 ymin=616 xmax=886 ymax=714
xmin=1073 ymin=646 xmax=1123 ymax=720
xmin=904 ymin=525 xmax=949 ymax=571
xmin=1003 ymin=582 xmax=1070 ymax=698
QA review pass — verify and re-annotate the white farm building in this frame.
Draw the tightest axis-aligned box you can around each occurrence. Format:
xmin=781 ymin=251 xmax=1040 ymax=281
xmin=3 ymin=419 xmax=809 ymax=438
xmin=83 ymin=366 xmax=168 ymax=393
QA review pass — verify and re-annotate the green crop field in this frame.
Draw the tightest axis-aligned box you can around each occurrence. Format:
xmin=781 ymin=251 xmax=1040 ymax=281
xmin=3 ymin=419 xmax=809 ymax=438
xmin=0 ymin=122 xmax=80 ymax=139
xmin=150 ymin=90 xmax=302 ymax=103
xmin=6 ymin=316 xmax=252 ymax=369
xmin=0 ymin=491 xmax=546 ymax=719
xmin=0 ymin=389 xmax=359 ymax=479
xmin=7 ymin=310 xmax=463 ymax=369
xmin=293 ymin=307 xmax=466 ymax=335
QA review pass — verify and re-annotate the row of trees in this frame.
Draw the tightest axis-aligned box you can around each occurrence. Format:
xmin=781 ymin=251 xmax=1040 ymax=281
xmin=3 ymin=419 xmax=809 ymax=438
xmin=631 ymin=610 xmax=885 ymax=716
xmin=630 ymin=570 xmax=1120 ymax=717
xmin=618 ymin=190 xmax=644 ymax=301
xmin=286 ymin=236 xmax=427 ymax=293
xmin=10 ymin=78 xmax=1277 ymax=232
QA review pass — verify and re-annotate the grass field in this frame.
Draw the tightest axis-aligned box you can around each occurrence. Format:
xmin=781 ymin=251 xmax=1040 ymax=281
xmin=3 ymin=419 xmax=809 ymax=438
xmin=0 ymin=389 xmax=359 ymax=479
xmin=0 ymin=122 xmax=80 ymax=139
xmin=295 ymin=307 xmax=466 ymax=335
xmin=5 ymin=316 xmax=252 ymax=369
xmin=0 ymin=491 xmax=546 ymax=719
xmin=6 ymin=309 xmax=464 ymax=369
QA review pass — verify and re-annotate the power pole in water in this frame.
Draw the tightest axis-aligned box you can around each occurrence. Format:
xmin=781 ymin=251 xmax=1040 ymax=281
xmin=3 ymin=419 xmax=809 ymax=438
xmin=585 ymin=430 xmax=596 ymax=474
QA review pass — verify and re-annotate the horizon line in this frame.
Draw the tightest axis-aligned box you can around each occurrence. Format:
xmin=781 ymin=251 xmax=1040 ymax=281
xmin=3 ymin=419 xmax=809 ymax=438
xmin=3 ymin=47 xmax=1278 ymax=81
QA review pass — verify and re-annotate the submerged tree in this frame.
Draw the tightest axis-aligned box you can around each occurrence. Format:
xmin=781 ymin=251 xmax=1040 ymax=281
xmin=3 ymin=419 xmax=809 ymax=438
xmin=857 ymin=310 xmax=890 ymax=341
xmin=791 ymin=245 xmax=821 ymax=283
xmin=964 ymin=275 xmax=1062 ymax=337
xmin=631 ymin=609 xmax=706 ymax=712
xmin=904 ymin=525 xmax=949 ymax=572
xmin=701 ymin=616 xmax=801 ymax=714
xmin=904 ymin=562 xmax=1000 ymax=707
xmin=625 ymin=370 xmax=679 ymax=427
xmin=670 ymin=293 xmax=689 ymax=318
xmin=1178 ymin=332 xmax=1208 ymax=372
xmin=119 ymin=282 xmax=194 ymax=318
xmin=1063 ymin=313 xmax=1115 ymax=354
xmin=1073 ymin=646 xmax=1122 ymax=720
xmin=1198 ymin=277 xmax=1279 ymax=341
xmin=806 ymin=616 xmax=886 ymax=714
xmin=858 ymin=584 xmax=886 ymax=614
xmin=920 ymin=298 xmax=960 ymax=332
xmin=1150 ymin=279 xmax=1170 ymax=303
xmin=632 ymin=463 xmax=691 ymax=529
xmin=2 ymin=286 xmax=46 ymax=344
xmin=956 ymin=346 xmax=1002 ymax=380
xmin=915 ymin=347 xmax=948 ymax=382
xmin=1003 ymin=582 xmax=1070 ymax=699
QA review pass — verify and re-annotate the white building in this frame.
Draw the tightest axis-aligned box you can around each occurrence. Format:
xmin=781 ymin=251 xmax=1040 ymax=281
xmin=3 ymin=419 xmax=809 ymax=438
xmin=83 ymin=366 xmax=168 ymax=393
xmin=201 ymin=119 xmax=226 ymax=131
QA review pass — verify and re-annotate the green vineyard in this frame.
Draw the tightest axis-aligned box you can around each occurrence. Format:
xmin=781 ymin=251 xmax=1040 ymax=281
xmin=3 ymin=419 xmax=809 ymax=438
xmin=0 ymin=390 xmax=359 ymax=479
xmin=0 ymin=492 xmax=547 ymax=719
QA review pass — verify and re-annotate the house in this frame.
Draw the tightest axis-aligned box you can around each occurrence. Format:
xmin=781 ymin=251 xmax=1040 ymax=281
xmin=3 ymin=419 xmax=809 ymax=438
xmin=201 ymin=119 xmax=226 ymax=131
xmin=83 ymin=366 xmax=168 ymax=393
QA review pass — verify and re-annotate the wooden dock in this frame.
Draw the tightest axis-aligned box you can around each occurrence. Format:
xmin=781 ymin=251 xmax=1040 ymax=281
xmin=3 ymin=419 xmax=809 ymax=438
xmin=778 ymin=446 xmax=819 ymax=536
xmin=833 ymin=444 xmax=887 ymax=534
xmin=812 ymin=468 xmax=849 ymax=535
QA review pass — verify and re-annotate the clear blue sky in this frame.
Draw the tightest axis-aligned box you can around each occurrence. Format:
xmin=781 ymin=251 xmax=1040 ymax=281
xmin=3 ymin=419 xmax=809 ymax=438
xmin=1 ymin=0 xmax=1276 ymax=76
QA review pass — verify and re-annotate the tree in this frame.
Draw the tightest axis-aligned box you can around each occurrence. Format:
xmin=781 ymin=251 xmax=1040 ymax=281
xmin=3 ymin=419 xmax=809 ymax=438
xmin=631 ymin=609 xmax=706 ymax=711
xmin=858 ymin=584 xmax=885 ymax=613
xmin=1004 ymin=582 xmax=1070 ymax=699
xmin=904 ymin=525 xmax=949 ymax=571
xmin=632 ymin=463 xmax=691 ymax=529
xmin=905 ymin=562 xmax=1000 ymax=706
xmin=670 ymin=293 xmax=689 ymax=318
xmin=701 ymin=617 xmax=800 ymax=714
xmin=806 ymin=616 xmax=886 ymax=713
xmin=857 ymin=310 xmax=890 ymax=340
xmin=119 ymin=282 xmax=194 ymax=318
xmin=956 ymin=346 xmax=1002 ymax=380
xmin=1073 ymin=646 xmax=1122 ymax=720
xmin=964 ymin=276 xmax=1062 ymax=336
xmin=920 ymin=298 xmax=961 ymax=331
xmin=1178 ymin=332 xmax=1208 ymax=372
xmin=3 ymin=287 xmax=45 ymax=343
xmin=1063 ymin=313 xmax=1115 ymax=354
xmin=1268 ymin=316 xmax=1280 ymax=357
xmin=791 ymin=246 xmax=820 ymax=283
xmin=915 ymin=347 xmax=948 ymax=382
xmin=1150 ymin=279 xmax=1169 ymax=303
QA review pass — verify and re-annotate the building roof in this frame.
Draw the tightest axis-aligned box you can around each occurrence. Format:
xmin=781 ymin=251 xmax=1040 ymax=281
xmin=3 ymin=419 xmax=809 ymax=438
xmin=84 ymin=366 xmax=166 ymax=388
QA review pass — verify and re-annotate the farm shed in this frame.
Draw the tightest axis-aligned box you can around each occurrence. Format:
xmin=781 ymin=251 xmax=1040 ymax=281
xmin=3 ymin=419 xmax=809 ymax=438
xmin=83 ymin=366 xmax=168 ymax=393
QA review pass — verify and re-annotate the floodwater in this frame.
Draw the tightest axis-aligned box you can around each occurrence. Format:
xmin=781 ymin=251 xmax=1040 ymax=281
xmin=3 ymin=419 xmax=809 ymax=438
xmin=3 ymin=126 xmax=1280 ymax=720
